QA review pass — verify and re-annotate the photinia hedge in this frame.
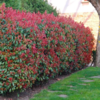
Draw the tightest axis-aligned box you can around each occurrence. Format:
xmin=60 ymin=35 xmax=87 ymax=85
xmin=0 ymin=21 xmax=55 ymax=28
xmin=0 ymin=3 xmax=94 ymax=94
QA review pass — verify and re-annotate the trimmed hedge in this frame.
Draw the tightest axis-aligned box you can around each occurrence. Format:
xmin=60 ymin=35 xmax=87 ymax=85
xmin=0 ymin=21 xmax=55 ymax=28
xmin=0 ymin=4 xmax=94 ymax=94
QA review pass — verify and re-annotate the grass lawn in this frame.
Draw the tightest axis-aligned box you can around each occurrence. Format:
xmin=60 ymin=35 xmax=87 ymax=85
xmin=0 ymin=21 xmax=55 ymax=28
xmin=30 ymin=67 xmax=100 ymax=100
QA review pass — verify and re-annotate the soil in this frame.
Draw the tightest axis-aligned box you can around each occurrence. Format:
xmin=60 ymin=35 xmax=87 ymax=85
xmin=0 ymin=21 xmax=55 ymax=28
xmin=0 ymin=66 xmax=89 ymax=100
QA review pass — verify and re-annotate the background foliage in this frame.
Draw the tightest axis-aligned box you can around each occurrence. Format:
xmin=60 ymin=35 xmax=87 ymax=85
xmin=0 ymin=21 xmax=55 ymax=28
xmin=0 ymin=0 xmax=58 ymax=16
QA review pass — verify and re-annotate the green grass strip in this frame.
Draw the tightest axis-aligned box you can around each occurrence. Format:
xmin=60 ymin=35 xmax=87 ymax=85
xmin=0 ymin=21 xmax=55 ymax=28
xmin=30 ymin=67 xmax=100 ymax=100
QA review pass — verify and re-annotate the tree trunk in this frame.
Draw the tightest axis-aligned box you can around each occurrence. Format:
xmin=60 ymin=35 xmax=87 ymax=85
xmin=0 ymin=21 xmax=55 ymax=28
xmin=96 ymin=15 xmax=100 ymax=67
xmin=87 ymin=0 xmax=100 ymax=67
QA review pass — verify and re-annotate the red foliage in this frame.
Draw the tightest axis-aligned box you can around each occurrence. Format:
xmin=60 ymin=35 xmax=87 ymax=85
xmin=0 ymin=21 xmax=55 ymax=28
xmin=0 ymin=3 xmax=94 ymax=94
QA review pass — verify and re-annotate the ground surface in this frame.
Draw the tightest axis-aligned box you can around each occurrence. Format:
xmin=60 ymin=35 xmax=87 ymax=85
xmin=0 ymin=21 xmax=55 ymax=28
xmin=30 ymin=67 xmax=100 ymax=100
xmin=0 ymin=66 xmax=98 ymax=100
xmin=0 ymin=68 xmax=76 ymax=100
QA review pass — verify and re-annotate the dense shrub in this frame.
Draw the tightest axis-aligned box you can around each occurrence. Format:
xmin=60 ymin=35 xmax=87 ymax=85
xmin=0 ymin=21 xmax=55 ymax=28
xmin=23 ymin=0 xmax=58 ymax=16
xmin=0 ymin=4 xmax=94 ymax=94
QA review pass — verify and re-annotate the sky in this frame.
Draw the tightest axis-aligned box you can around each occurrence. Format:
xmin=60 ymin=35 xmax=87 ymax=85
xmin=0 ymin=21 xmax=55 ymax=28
xmin=48 ymin=0 xmax=96 ymax=13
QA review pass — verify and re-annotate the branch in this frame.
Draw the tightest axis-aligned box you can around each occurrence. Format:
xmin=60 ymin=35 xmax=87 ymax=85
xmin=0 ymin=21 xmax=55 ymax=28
xmin=87 ymin=0 xmax=100 ymax=15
